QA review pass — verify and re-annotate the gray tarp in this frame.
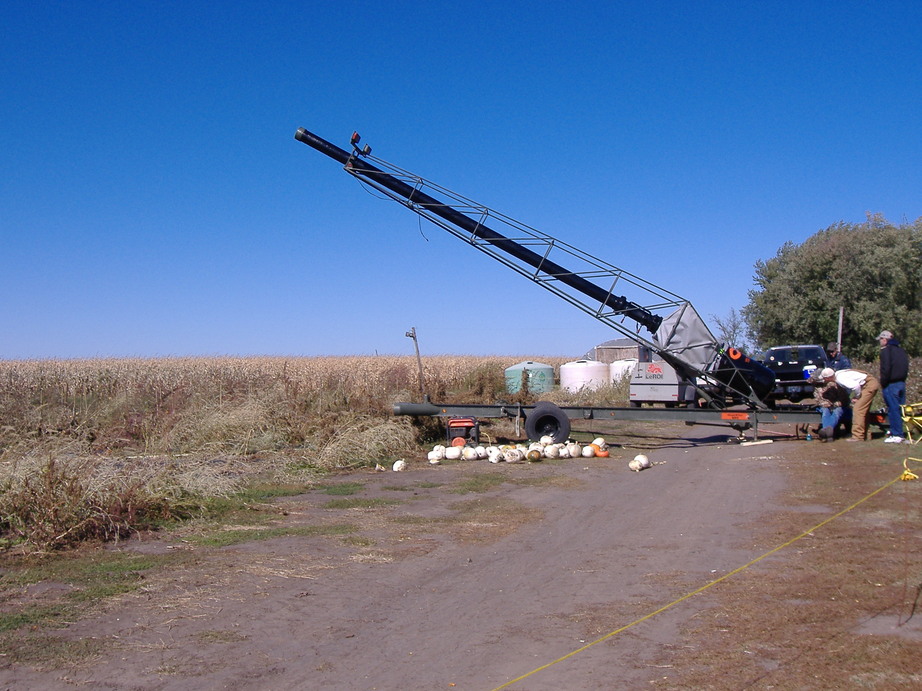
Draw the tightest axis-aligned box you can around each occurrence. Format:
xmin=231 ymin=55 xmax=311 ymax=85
xmin=653 ymin=302 xmax=720 ymax=372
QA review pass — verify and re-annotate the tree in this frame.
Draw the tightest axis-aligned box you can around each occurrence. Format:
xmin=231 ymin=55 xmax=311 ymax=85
xmin=743 ymin=215 xmax=922 ymax=361
xmin=710 ymin=307 xmax=753 ymax=354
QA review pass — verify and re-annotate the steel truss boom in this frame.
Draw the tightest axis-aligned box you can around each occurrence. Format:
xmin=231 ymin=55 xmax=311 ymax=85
xmin=294 ymin=128 xmax=687 ymax=336
xmin=294 ymin=128 xmax=776 ymax=409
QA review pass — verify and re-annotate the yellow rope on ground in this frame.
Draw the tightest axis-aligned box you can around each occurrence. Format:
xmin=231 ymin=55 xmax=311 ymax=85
xmin=901 ymin=457 xmax=921 ymax=481
xmin=490 ymin=471 xmax=909 ymax=691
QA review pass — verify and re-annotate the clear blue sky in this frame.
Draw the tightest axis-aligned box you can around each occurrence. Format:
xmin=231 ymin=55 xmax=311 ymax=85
xmin=3 ymin=1 xmax=920 ymax=359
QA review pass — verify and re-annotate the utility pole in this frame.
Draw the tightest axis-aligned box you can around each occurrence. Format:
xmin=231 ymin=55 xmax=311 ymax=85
xmin=405 ymin=327 xmax=427 ymax=401
xmin=837 ymin=307 xmax=844 ymax=349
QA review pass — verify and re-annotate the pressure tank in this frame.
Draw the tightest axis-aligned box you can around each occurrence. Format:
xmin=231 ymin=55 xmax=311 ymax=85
xmin=560 ymin=360 xmax=610 ymax=392
xmin=609 ymin=359 xmax=638 ymax=383
xmin=504 ymin=361 xmax=554 ymax=394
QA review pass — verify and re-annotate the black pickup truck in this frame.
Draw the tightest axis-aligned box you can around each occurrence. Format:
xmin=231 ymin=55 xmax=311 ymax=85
xmin=761 ymin=345 xmax=830 ymax=403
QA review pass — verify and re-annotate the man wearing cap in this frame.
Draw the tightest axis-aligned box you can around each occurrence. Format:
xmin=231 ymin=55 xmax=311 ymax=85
xmin=826 ymin=342 xmax=851 ymax=371
xmin=812 ymin=367 xmax=850 ymax=440
xmin=878 ymin=330 xmax=909 ymax=443
xmin=815 ymin=367 xmax=880 ymax=442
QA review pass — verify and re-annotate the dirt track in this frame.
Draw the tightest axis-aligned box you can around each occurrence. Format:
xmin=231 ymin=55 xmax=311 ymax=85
xmin=2 ymin=425 xmax=919 ymax=690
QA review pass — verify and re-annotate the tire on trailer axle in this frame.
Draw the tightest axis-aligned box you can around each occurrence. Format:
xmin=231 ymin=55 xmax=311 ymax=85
xmin=525 ymin=402 xmax=571 ymax=443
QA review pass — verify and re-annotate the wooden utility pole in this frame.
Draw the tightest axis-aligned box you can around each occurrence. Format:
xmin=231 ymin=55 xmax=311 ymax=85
xmin=837 ymin=307 xmax=844 ymax=348
xmin=405 ymin=327 xmax=426 ymax=399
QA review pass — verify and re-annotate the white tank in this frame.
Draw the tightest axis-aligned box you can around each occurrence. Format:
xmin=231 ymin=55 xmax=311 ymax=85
xmin=560 ymin=359 xmax=611 ymax=392
xmin=610 ymin=358 xmax=638 ymax=383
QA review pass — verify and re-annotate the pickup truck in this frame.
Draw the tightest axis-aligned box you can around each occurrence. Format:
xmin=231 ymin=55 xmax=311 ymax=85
xmin=761 ymin=345 xmax=829 ymax=403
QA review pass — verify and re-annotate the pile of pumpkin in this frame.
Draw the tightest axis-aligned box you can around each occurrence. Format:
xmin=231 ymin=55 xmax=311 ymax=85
xmin=427 ymin=435 xmax=610 ymax=464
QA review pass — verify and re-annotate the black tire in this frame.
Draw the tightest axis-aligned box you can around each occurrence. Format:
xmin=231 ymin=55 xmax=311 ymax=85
xmin=629 ymin=401 xmax=641 ymax=408
xmin=525 ymin=402 xmax=571 ymax=443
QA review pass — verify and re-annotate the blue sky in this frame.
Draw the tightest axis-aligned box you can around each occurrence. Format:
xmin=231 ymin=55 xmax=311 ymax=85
xmin=3 ymin=1 xmax=920 ymax=359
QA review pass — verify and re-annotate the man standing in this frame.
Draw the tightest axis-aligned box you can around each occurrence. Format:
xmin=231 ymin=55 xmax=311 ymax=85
xmin=826 ymin=342 xmax=852 ymax=370
xmin=819 ymin=368 xmax=880 ymax=442
xmin=878 ymin=330 xmax=909 ymax=443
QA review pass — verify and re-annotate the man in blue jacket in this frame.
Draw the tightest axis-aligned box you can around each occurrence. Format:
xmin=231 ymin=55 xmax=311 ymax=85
xmin=878 ymin=330 xmax=909 ymax=443
xmin=826 ymin=342 xmax=852 ymax=370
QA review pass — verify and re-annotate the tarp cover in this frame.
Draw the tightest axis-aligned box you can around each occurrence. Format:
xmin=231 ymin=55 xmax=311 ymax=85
xmin=653 ymin=302 xmax=720 ymax=372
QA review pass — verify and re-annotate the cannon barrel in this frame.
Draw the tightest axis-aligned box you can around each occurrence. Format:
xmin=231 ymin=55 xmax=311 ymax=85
xmin=294 ymin=128 xmax=662 ymax=333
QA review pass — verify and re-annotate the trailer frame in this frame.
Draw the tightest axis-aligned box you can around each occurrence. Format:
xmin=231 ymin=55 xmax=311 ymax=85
xmin=393 ymin=400 xmax=821 ymax=442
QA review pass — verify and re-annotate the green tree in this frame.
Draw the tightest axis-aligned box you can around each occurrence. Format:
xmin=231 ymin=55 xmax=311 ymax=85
xmin=743 ymin=214 xmax=922 ymax=361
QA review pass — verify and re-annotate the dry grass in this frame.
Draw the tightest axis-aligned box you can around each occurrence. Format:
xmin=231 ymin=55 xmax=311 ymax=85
xmin=650 ymin=450 xmax=922 ymax=689
xmin=2 ymin=353 xmax=916 ymax=554
xmin=0 ymin=355 xmax=574 ymax=552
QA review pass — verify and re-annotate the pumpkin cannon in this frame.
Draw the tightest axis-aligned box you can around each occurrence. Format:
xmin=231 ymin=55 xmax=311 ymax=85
xmin=294 ymin=128 xmax=811 ymax=440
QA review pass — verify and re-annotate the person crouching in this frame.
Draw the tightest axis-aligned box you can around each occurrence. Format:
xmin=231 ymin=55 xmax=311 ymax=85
xmin=811 ymin=367 xmax=851 ymax=441
xmin=813 ymin=367 xmax=881 ymax=442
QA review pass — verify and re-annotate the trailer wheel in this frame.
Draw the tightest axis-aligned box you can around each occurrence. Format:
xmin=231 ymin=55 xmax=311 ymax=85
xmin=525 ymin=402 xmax=571 ymax=443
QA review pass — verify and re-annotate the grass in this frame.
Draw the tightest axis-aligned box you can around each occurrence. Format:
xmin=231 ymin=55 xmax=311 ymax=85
xmin=196 ymin=629 xmax=249 ymax=644
xmin=317 ymin=482 xmax=365 ymax=495
xmin=0 ymin=549 xmax=184 ymax=633
xmin=645 ymin=446 xmax=922 ymax=689
xmin=452 ymin=472 xmax=507 ymax=494
xmin=322 ymin=497 xmax=403 ymax=510
xmin=1 ymin=354 xmax=572 ymax=553
xmin=0 ymin=634 xmax=106 ymax=668
xmin=187 ymin=523 xmax=357 ymax=547
xmin=0 ymin=349 xmax=621 ymax=653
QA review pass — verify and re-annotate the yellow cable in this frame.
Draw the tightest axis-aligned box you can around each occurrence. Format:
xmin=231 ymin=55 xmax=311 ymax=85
xmin=901 ymin=456 xmax=921 ymax=481
xmin=490 ymin=472 xmax=907 ymax=691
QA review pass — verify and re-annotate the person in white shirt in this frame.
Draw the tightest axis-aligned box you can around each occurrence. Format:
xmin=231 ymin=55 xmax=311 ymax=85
xmin=816 ymin=367 xmax=880 ymax=442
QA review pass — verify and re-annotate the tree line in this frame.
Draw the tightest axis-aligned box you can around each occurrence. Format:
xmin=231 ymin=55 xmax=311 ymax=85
xmin=740 ymin=214 xmax=922 ymax=362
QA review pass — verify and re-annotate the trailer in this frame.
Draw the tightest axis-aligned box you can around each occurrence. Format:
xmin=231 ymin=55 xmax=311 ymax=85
xmin=294 ymin=128 xmax=821 ymax=440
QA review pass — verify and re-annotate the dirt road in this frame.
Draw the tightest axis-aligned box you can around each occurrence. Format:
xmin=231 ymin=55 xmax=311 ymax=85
xmin=2 ymin=425 xmax=918 ymax=689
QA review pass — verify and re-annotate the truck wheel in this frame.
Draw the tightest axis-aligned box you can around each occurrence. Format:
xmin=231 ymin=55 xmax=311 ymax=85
xmin=525 ymin=402 xmax=571 ymax=443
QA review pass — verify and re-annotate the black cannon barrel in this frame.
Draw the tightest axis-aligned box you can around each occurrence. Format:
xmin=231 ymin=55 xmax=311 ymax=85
xmin=294 ymin=127 xmax=662 ymax=333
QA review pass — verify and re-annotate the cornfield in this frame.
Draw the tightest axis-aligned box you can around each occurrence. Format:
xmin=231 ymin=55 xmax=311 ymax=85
xmin=0 ymin=355 xmax=574 ymax=454
xmin=0 ymin=355 xmax=627 ymax=550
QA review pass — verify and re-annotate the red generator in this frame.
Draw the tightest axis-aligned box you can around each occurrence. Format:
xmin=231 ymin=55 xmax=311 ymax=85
xmin=447 ymin=416 xmax=480 ymax=447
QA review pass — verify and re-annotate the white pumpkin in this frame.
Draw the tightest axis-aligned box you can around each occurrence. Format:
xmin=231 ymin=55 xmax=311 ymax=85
xmin=487 ymin=448 xmax=503 ymax=463
xmin=503 ymin=448 xmax=525 ymax=463
xmin=539 ymin=435 xmax=554 ymax=445
xmin=629 ymin=453 xmax=651 ymax=471
xmin=581 ymin=445 xmax=596 ymax=458
xmin=592 ymin=437 xmax=608 ymax=450
xmin=558 ymin=445 xmax=571 ymax=458
xmin=444 ymin=446 xmax=462 ymax=461
xmin=475 ymin=445 xmax=488 ymax=459
xmin=566 ymin=442 xmax=582 ymax=458
xmin=461 ymin=446 xmax=478 ymax=461
xmin=544 ymin=444 xmax=560 ymax=459
xmin=392 ymin=459 xmax=407 ymax=472
xmin=427 ymin=450 xmax=443 ymax=463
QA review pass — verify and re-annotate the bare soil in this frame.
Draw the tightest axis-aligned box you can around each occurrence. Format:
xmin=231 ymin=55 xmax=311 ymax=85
xmin=1 ymin=422 xmax=920 ymax=690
